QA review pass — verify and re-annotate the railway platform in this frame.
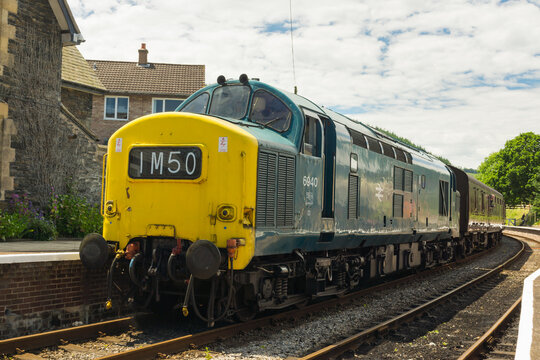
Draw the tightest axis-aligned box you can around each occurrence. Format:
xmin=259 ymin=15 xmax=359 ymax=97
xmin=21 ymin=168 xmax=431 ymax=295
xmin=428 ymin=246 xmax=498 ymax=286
xmin=0 ymin=239 xmax=80 ymax=263
xmin=506 ymin=226 xmax=540 ymax=360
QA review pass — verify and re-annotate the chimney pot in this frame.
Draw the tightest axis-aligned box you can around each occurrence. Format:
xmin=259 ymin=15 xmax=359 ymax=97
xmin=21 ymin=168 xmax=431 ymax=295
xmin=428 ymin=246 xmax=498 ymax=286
xmin=138 ymin=43 xmax=149 ymax=66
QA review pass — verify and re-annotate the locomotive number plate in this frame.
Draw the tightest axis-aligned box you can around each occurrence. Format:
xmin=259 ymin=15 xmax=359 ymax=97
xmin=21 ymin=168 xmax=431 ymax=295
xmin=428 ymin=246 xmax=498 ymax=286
xmin=128 ymin=146 xmax=202 ymax=179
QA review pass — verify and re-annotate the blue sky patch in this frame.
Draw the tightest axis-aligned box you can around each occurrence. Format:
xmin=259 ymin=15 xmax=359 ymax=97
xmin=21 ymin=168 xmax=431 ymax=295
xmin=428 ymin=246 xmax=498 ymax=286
xmin=331 ymin=105 xmax=370 ymax=114
xmin=259 ymin=22 xmax=294 ymax=34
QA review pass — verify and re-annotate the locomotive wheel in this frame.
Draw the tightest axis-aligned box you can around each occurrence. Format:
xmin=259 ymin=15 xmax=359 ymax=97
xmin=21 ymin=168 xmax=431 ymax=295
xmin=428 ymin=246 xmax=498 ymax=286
xmin=294 ymin=298 xmax=309 ymax=309
xmin=235 ymin=304 xmax=258 ymax=322
xmin=234 ymin=285 xmax=258 ymax=322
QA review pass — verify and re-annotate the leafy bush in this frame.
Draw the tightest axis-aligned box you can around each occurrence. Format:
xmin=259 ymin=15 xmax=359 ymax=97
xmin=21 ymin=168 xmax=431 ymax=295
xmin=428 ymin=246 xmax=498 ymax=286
xmin=0 ymin=190 xmax=102 ymax=241
xmin=50 ymin=192 xmax=103 ymax=237
xmin=23 ymin=217 xmax=58 ymax=241
xmin=0 ymin=212 xmax=28 ymax=240
xmin=0 ymin=193 xmax=57 ymax=241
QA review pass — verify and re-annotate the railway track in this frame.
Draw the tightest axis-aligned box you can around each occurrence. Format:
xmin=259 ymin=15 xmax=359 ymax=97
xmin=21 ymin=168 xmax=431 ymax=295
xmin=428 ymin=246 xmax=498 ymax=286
xmin=0 ymin=238 xmax=518 ymax=360
xmin=457 ymin=232 xmax=540 ymax=360
xmin=298 ymin=237 xmax=525 ymax=360
xmin=458 ymin=297 xmax=521 ymax=360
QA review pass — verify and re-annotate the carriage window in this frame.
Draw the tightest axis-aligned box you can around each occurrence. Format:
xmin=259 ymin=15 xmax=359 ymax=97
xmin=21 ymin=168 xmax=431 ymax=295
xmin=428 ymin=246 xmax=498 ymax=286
xmin=209 ymin=85 xmax=250 ymax=119
xmin=181 ymin=92 xmax=209 ymax=114
xmin=250 ymin=90 xmax=292 ymax=132
xmin=302 ymin=116 xmax=322 ymax=157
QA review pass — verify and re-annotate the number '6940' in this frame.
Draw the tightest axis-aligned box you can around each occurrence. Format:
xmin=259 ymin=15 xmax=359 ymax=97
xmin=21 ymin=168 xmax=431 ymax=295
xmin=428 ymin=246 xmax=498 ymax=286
xmin=303 ymin=176 xmax=318 ymax=187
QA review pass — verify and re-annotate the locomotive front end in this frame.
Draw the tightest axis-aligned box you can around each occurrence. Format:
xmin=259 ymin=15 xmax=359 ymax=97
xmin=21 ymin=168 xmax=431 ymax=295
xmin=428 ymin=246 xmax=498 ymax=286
xmin=80 ymin=111 xmax=258 ymax=319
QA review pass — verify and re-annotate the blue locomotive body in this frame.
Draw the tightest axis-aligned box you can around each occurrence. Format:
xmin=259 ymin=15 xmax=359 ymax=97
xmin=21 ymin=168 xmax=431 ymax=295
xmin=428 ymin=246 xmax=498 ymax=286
xmin=81 ymin=76 xmax=504 ymax=323
xmin=179 ymin=79 xmax=463 ymax=257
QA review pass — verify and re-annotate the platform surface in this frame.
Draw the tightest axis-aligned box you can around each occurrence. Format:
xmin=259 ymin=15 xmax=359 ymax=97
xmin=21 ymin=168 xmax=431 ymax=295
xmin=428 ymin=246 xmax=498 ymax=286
xmin=0 ymin=239 xmax=81 ymax=263
xmin=515 ymin=254 xmax=540 ymax=359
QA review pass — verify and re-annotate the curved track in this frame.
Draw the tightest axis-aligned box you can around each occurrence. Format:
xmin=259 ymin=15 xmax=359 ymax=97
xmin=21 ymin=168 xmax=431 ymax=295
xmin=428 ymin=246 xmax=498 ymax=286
xmin=0 ymin=240 xmax=515 ymax=360
xmin=298 ymin=237 xmax=525 ymax=360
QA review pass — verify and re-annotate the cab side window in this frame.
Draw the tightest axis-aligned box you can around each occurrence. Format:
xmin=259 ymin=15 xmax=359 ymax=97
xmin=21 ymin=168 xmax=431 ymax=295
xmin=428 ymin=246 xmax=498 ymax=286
xmin=250 ymin=90 xmax=292 ymax=132
xmin=180 ymin=93 xmax=209 ymax=114
xmin=302 ymin=115 xmax=322 ymax=157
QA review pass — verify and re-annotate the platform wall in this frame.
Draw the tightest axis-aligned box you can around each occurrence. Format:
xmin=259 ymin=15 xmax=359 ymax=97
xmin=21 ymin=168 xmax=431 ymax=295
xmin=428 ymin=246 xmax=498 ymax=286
xmin=0 ymin=259 xmax=128 ymax=339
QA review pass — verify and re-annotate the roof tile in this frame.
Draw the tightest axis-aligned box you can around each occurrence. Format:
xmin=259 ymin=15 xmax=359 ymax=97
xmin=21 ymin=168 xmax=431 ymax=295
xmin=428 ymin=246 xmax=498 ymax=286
xmin=62 ymin=46 xmax=106 ymax=91
xmin=87 ymin=60 xmax=205 ymax=96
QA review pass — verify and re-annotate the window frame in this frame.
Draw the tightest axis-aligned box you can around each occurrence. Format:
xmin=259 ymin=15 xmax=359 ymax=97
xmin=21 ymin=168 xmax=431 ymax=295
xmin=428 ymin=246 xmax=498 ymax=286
xmin=301 ymin=114 xmax=323 ymax=157
xmin=180 ymin=92 xmax=210 ymax=114
xmin=208 ymin=84 xmax=251 ymax=120
xmin=249 ymin=89 xmax=292 ymax=133
xmin=152 ymin=98 xmax=184 ymax=113
xmin=104 ymin=96 xmax=129 ymax=121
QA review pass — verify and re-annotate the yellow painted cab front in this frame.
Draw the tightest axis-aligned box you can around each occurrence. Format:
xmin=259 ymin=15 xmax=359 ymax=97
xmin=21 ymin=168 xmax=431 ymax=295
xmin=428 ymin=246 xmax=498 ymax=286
xmin=102 ymin=112 xmax=258 ymax=270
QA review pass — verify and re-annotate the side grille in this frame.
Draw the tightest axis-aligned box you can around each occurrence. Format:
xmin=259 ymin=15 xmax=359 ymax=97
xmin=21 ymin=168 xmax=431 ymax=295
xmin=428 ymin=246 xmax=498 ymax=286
xmin=256 ymin=151 xmax=295 ymax=228
xmin=277 ymin=155 xmax=295 ymax=227
xmin=393 ymin=193 xmax=403 ymax=218
xmin=394 ymin=166 xmax=404 ymax=190
xmin=348 ymin=129 xmax=367 ymax=148
xmin=404 ymin=170 xmax=413 ymax=192
xmin=366 ymin=136 xmax=382 ymax=154
xmin=381 ymin=142 xmax=395 ymax=158
xmin=395 ymin=148 xmax=407 ymax=162
xmin=348 ymin=174 xmax=359 ymax=219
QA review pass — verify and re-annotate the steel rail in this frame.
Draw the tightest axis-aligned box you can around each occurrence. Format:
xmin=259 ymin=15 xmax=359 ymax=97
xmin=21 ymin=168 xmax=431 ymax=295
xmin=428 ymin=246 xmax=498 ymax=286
xmin=457 ymin=296 xmax=521 ymax=360
xmin=0 ymin=240 xmax=500 ymax=358
xmin=297 ymin=238 xmax=525 ymax=360
xmin=91 ymin=242 xmax=502 ymax=360
xmin=0 ymin=316 xmax=140 ymax=355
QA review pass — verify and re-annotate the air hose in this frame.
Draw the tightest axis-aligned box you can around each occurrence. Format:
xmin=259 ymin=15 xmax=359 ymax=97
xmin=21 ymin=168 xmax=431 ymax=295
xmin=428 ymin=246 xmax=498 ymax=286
xmin=129 ymin=253 xmax=144 ymax=288
xmin=105 ymin=255 xmax=120 ymax=310
xmin=189 ymin=257 xmax=235 ymax=327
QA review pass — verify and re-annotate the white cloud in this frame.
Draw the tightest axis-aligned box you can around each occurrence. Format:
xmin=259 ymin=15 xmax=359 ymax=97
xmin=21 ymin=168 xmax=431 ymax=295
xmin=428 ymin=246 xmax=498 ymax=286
xmin=69 ymin=0 xmax=540 ymax=168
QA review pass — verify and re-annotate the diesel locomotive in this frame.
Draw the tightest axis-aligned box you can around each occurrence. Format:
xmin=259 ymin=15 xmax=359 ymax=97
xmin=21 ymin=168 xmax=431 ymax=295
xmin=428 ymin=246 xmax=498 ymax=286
xmin=80 ymin=75 xmax=505 ymax=325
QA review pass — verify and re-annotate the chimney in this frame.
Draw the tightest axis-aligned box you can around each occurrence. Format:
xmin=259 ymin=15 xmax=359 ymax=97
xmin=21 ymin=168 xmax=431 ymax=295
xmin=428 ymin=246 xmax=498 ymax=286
xmin=138 ymin=43 xmax=148 ymax=66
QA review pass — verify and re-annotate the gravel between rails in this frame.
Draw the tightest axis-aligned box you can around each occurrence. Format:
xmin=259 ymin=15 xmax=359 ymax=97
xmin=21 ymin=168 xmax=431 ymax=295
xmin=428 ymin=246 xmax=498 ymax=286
xmin=347 ymin=237 xmax=537 ymax=360
xmin=174 ymin=237 xmax=521 ymax=360
xmin=28 ymin=237 xmax=520 ymax=360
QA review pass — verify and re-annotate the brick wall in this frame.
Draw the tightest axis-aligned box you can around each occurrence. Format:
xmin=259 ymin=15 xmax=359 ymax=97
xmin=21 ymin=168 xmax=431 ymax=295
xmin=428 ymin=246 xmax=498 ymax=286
xmin=0 ymin=259 xmax=130 ymax=339
xmin=90 ymin=94 xmax=154 ymax=144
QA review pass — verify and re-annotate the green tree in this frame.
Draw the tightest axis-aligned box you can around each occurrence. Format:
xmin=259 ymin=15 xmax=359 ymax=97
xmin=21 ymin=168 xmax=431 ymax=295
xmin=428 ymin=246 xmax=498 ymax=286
xmin=477 ymin=132 xmax=540 ymax=206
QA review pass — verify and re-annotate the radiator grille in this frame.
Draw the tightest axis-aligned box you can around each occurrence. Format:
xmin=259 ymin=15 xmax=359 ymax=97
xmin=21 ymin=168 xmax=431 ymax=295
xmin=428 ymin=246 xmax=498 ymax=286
xmin=348 ymin=174 xmax=359 ymax=219
xmin=277 ymin=155 xmax=295 ymax=227
xmin=404 ymin=170 xmax=413 ymax=192
xmin=393 ymin=193 xmax=404 ymax=218
xmin=348 ymin=129 xmax=367 ymax=148
xmin=256 ymin=151 xmax=295 ymax=228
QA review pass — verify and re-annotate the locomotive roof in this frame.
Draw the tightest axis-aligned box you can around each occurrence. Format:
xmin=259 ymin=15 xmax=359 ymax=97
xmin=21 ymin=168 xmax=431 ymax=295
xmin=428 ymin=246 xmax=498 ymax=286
xmin=273 ymin=83 xmax=446 ymax=170
xmin=181 ymin=78 xmax=448 ymax=173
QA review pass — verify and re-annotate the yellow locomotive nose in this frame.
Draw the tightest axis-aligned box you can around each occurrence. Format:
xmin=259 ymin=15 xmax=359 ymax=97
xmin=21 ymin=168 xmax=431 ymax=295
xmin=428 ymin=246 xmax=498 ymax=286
xmin=101 ymin=112 xmax=258 ymax=270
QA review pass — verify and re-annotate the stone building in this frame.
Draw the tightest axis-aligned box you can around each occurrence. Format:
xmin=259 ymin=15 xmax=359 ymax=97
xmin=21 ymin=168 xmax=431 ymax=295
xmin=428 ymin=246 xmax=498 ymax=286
xmin=0 ymin=0 xmax=103 ymax=206
xmin=88 ymin=44 xmax=205 ymax=144
xmin=61 ymin=45 xmax=106 ymax=130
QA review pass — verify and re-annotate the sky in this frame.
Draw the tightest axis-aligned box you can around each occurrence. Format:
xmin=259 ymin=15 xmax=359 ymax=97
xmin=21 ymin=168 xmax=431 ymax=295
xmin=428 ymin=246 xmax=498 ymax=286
xmin=69 ymin=0 xmax=540 ymax=169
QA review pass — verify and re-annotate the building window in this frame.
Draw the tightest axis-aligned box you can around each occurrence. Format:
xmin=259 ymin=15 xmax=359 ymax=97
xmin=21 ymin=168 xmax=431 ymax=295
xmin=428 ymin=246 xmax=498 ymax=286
xmin=105 ymin=96 xmax=129 ymax=120
xmin=153 ymin=98 xmax=183 ymax=113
